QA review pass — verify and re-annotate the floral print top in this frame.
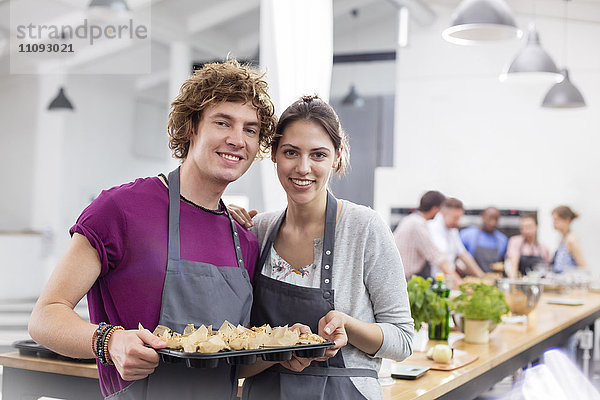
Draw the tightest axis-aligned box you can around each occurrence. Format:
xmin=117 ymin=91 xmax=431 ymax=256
xmin=268 ymin=246 xmax=318 ymax=288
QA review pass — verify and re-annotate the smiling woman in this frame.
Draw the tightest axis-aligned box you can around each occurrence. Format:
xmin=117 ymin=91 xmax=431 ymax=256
xmin=233 ymin=96 xmax=414 ymax=400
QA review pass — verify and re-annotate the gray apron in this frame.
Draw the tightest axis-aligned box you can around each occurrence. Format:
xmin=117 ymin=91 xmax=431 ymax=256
xmin=518 ymin=241 xmax=544 ymax=276
xmin=242 ymin=192 xmax=377 ymax=400
xmin=473 ymin=230 xmax=501 ymax=273
xmin=107 ymin=167 xmax=253 ymax=400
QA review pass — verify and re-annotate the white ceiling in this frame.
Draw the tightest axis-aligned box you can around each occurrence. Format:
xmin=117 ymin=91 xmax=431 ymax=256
xmin=0 ymin=0 xmax=599 ymax=80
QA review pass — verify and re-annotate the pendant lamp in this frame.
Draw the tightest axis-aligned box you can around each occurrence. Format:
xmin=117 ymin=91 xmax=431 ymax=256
xmin=48 ymin=87 xmax=75 ymax=111
xmin=542 ymin=69 xmax=585 ymax=108
xmin=442 ymin=0 xmax=522 ymax=45
xmin=499 ymin=23 xmax=562 ymax=83
xmin=342 ymin=85 xmax=365 ymax=107
xmin=542 ymin=1 xmax=586 ymax=108
xmin=342 ymin=9 xmax=365 ymax=108
xmin=88 ymin=0 xmax=129 ymax=11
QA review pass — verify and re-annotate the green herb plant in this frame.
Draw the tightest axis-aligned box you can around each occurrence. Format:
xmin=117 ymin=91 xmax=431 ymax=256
xmin=453 ymin=282 xmax=510 ymax=324
xmin=407 ymin=276 xmax=453 ymax=332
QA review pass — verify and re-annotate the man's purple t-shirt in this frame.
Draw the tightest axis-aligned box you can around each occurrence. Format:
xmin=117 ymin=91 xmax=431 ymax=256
xmin=69 ymin=176 xmax=258 ymax=397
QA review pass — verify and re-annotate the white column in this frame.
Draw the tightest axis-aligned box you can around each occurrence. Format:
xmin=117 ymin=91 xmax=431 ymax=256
xmin=167 ymin=41 xmax=191 ymax=170
xmin=259 ymin=0 xmax=334 ymax=211
xmin=30 ymin=74 xmax=69 ymax=284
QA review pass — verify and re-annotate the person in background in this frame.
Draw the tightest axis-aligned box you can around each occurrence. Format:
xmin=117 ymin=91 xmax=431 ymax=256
xmin=28 ymin=60 xmax=278 ymax=399
xmin=428 ymin=198 xmax=484 ymax=284
xmin=229 ymin=96 xmax=413 ymax=399
xmin=393 ymin=190 xmax=455 ymax=281
xmin=505 ymin=212 xmax=551 ymax=278
xmin=459 ymin=207 xmax=508 ymax=273
xmin=552 ymin=205 xmax=587 ymax=272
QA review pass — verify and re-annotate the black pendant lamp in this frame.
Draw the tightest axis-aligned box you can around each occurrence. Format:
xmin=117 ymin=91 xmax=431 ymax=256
xmin=342 ymin=9 xmax=365 ymax=108
xmin=342 ymin=84 xmax=365 ymax=107
xmin=48 ymin=87 xmax=75 ymax=111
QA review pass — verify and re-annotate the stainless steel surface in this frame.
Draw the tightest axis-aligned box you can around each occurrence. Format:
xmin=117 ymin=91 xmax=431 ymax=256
xmin=496 ymin=278 xmax=543 ymax=315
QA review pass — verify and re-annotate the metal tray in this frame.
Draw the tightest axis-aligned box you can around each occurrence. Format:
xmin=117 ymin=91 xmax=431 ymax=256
xmin=13 ymin=339 xmax=96 ymax=363
xmin=156 ymin=342 xmax=334 ymax=368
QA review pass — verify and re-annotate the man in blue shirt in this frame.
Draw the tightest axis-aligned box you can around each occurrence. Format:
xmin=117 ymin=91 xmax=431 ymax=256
xmin=460 ymin=207 xmax=508 ymax=273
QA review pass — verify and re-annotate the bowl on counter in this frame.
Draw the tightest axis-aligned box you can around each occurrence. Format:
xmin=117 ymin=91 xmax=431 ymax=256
xmin=496 ymin=278 xmax=543 ymax=315
xmin=451 ymin=313 xmax=497 ymax=333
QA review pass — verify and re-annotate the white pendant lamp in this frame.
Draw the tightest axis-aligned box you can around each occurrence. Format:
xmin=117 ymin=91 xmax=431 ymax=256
xmin=442 ymin=0 xmax=522 ymax=45
xmin=542 ymin=1 xmax=586 ymax=108
xmin=499 ymin=23 xmax=563 ymax=83
xmin=88 ymin=0 xmax=130 ymax=21
xmin=89 ymin=0 xmax=129 ymax=11
xmin=542 ymin=69 xmax=585 ymax=108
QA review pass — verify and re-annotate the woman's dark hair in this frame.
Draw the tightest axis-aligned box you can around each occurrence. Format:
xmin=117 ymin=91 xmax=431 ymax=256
xmin=271 ymin=96 xmax=350 ymax=175
xmin=553 ymin=205 xmax=579 ymax=221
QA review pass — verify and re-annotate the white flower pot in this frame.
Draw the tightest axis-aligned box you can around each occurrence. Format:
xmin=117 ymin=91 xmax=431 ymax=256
xmin=413 ymin=323 xmax=429 ymax=352
xmin=464 ymin=319 xmax=491 ymax=344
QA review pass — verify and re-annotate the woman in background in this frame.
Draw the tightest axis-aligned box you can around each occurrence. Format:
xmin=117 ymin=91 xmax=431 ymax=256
xmin=505 ymin=212 xmax=551 ymax=277
xmin=552 ymin=205 xmax=587 ymax=272
xmin=232 ymin=96 xmax=413 ymax=399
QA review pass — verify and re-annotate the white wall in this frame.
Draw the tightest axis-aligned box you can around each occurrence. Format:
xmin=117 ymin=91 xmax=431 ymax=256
xmin=350 ymin=5 xmax=600 ymax=268
xmin=0 ymin=72 xmax=170 ymax=298
xmin=0 ymin=74 xmax=38 ymax=230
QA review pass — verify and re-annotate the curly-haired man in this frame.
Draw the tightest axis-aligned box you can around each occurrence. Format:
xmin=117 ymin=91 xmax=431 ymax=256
xmin=29 ymin=60 xmax=277 ymax=399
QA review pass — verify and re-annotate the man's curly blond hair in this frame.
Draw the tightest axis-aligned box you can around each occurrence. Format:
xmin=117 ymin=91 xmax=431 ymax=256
xmin=167 ymin=60 xmax=276 ymax=160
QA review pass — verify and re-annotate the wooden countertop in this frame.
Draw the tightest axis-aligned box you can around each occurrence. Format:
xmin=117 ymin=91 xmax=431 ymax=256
xmin=2 ymin=291 xmax=599 ymax=398
xmin=0 ymin=352 xmax=98 ymax=379
xmin=383 ymin=290 xmax=600 ymax=400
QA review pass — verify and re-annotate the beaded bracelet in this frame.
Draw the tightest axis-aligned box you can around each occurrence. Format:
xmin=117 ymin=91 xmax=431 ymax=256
xmin=92 ymin=322 xmax=108 ymax=358
xmin=101 ymin=325 xmax=124 ymax=366
xmin=96 ymin=324 xmax=114 ymax=365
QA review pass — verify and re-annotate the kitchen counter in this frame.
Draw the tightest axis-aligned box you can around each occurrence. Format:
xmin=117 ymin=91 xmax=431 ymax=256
xmin=383 ymin=290 xmax=600 ymax=400
xmin=0 ymin=352 xmax=101 ymax=400
xmin=2 ymin=290 xmax=600 ymax=400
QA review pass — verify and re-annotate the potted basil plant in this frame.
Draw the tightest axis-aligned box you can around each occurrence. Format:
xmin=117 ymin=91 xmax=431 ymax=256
xmin=453 ymin=282 xmax=510 ymax=344
xmin=407 ymin=276 xmax=453 ymax=347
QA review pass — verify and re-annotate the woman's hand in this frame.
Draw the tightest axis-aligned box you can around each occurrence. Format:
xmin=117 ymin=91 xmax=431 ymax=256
xmin=107 ymin=328 xmax=167 ymax=381
xmin=318 ymin=310 xmax=349 ymax=359
xmin=227 ymin=204 xmax=258 ymax=228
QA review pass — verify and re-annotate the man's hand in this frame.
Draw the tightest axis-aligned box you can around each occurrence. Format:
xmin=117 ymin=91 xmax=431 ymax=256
xmin=107 ymin=328 xmax=166 ymax=381
xmin=279 ymin=354 xmax=313 ymax=372
xmin=279 ymin=323 xmax=315 ymax=372
xmin=317 ymin=310 xmax=349 ymax=359
xmin=227 ymin=204 xmax=258 ymax=228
